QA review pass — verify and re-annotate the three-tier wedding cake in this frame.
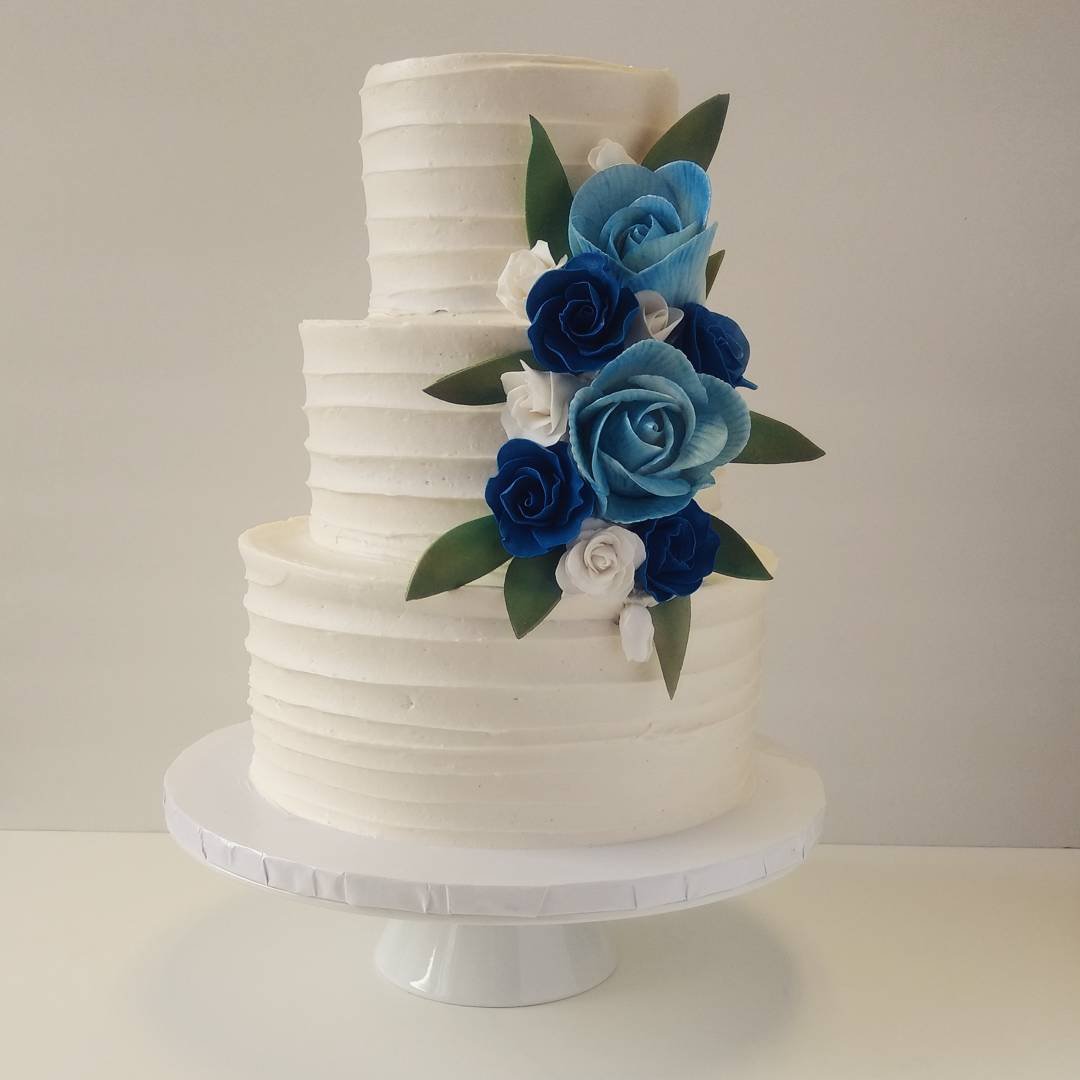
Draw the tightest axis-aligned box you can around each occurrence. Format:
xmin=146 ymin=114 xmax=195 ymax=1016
xmin=239 ymin=53 xmax=822 ymax=848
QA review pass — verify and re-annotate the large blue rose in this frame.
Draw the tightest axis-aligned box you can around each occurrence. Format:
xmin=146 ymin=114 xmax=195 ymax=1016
xmin=525 ymin=253 xmax=640 ymax=374
xmin=632 ymin=501 xmax=720 ymax=603
xmin=568 ymin=339 xmax=751 ymax=523
xmin=568 ymin=162 xmax=717 ymax=308
xmin=672 ymin=303 xmax=757 ymax=389
xmin=484 ymin=439 xmax=594 ymax=557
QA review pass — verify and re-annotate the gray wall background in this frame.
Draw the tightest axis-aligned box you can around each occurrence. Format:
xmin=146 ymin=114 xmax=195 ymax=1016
xmin=3 ymin=0 xmax=1078 ymax=844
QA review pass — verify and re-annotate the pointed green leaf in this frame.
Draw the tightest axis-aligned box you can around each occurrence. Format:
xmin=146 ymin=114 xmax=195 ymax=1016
xmin=705 ymin=249 xmax=726 ymax=295
xmin=651 ymin=595 xmax=691 ymax=700
xmin=504 ymin=550 xmax=563 ymax=638
xmin=423 ymin=351 xmax=536 ymax=406
xmin=406 ymin=516 xmax=510 ymax=601
xmin=642 ymin=93 xmax=731 ymax=171
xmin=526 ymin=116 xmax=573 ymax=260
xmin=733 ymin=412 xmax=826 ymax=464
xmin=708 ymin=517 xmax=773 ymax=581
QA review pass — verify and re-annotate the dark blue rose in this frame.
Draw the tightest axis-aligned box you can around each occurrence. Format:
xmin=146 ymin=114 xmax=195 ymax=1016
xmin=632 ymin=501 xmax=720 ymax=603
xmin=671 ymin=304 xmax=757 ymax=389
xmin=525 ymin=253 xmax=641 ymax=375
xmin=484 ymin=439 xmax=594 ymax=558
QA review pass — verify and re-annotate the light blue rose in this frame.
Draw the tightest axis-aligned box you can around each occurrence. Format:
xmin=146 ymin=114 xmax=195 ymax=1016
xmin=568 ymin=339 xmax=750 ymax=523
xmin=568 ymin=162 xmax=717 ymax=308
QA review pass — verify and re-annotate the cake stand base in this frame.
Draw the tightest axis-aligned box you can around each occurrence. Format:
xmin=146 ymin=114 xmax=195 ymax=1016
xmin=375 ymin=920 xmax=617 ymax=1006
xmin=164 ymin=725 xmax=824 ymax=1008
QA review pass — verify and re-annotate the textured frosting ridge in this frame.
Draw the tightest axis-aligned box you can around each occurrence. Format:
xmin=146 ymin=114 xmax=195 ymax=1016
xmin=304 ymin=313 xmax=525 ymax=560
xmin=243 ymin=518 xmax=772 ymax=847
xmin=360 ymin=53 xmax=677 ymax=313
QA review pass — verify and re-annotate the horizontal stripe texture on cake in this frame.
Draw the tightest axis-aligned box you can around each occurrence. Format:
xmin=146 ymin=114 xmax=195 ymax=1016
xmin=360 ymin=53 xmax=677 ymax=314
xmin=241 ymin=516 xmax=773 ymax=847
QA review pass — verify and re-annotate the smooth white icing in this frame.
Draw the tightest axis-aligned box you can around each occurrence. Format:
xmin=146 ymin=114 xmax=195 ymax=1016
xmin=360 ymin=53 xmax=677 ymax=314
xmin=242 ymin=517 xmax=773 ymax=847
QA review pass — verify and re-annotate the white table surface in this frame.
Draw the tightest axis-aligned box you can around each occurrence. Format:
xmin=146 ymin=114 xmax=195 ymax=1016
xmin=3 ymin=833 xmax=1078 ymax=1079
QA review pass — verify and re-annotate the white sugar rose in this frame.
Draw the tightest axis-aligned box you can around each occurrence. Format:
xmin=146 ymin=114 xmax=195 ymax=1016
xmin=556 ymin=519 xmax=646 ymax=601
xmin=500 ymin=362 xmax=578 ymax=446
xmin=619 ymin=593 xmax=656 ymax=662
xmin=496 ymin=241 xmax=566 ymax=320
xmin=587 ymin=138 xmax=636 ymax=172
xmin=635 ymin=290 xmax=683 ymax=343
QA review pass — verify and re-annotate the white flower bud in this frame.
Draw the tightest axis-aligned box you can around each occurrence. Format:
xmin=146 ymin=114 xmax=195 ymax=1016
xmin=556 ymin=519 xmax=645 ymax=601
xmin=495 ymin=241 xmax=565 ymax=320
xmin=587 ymin=138 xmax=637 ymax=172
xmin=619 ymin=597 xmax=656 ymax=662
xmin=499 ymin=362 xmax=578 ymax=446
xmin=635 ymin=290 xmax=684 ymax=343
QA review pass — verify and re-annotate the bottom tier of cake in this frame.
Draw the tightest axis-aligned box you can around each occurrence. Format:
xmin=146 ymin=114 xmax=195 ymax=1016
xmin=240 ymin=517 xmax=775 ymax=848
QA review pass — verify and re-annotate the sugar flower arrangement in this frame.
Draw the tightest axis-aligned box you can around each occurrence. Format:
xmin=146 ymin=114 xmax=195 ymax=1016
xmin=407 ymin=95 xmax=823 ymax=697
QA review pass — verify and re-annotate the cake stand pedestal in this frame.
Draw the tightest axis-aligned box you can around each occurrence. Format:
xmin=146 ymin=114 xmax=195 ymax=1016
xmin=164 ymin=725 xmax=824 ymax=1008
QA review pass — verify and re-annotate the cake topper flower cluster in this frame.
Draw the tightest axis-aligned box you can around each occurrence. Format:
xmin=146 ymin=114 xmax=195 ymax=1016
xmin=407 ymin=94 xmax=824 ymax=698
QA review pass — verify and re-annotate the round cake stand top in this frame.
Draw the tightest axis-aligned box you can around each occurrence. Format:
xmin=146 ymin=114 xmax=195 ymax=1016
xmin=164 ymin=725 xmax=824 ymax=926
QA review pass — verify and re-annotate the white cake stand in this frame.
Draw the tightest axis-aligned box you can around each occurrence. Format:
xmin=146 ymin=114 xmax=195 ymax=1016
xmin=164 ymin=725 xmax=824 ymax=1008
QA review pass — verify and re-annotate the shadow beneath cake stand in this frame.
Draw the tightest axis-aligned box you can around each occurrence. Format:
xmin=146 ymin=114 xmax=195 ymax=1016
xmin=163 ymin=725 xmax=824 ymax=1008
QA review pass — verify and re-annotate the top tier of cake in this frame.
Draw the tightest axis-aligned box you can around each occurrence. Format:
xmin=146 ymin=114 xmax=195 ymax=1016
xmin=360 ymin=53 xmax=677 ymax=314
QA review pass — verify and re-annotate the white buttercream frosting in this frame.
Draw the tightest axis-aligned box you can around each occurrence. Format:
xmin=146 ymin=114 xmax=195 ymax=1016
xmin=302 ymin=313 xmax=525 ymax=560
xmin=237 ymin=52 xmax=778 ymax=850
xmin=360 ymin=53 xmax=677 ymax=314
xmin=242 ymin=517 xmax=774 ymax=847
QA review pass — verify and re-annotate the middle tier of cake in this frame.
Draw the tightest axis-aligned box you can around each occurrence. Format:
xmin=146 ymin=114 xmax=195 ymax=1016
xmin=303 ymin=313 xmax=520 ymax=560
xmin=302 ymin=313 xmax=727 ymax=563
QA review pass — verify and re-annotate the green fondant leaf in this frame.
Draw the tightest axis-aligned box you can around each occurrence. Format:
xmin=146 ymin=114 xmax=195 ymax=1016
xmin=651 ymin=595 xmax=691 ymax=700
xmin=642 ymin=94 xmax=731 ymax=171
xmin=504 ymin=550 xmax=563 ymax=639
xmin=422 ymin=351 xmax=536 ymax=406
xmin=526 ymin=116 xmax=573 ymax=261
xmin=708 ymin=517 xmax=773 ymax=581
xmin=406 ymin=516 xmax=510 ymax=601
xmin=733 ymin=412 xmax=826 ymax=464
xmin=705 ymin=249 xmax=726 ymax=295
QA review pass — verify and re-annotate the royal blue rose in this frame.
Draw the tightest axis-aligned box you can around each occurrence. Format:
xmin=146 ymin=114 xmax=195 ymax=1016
xmin=672 ymin=303 xmax=756 ymax=389
xmin=568 ymin=162 xmax=717 ymax=309
xmin=632 ymin=501 xmax=720 ymax=603
xmin=484 ymin=439 xmax=594 ymax=558
xmin=525 ymin=253 xmax=641 ymax=375
xmin=568 ymin=339 xmax=751 ymax=523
